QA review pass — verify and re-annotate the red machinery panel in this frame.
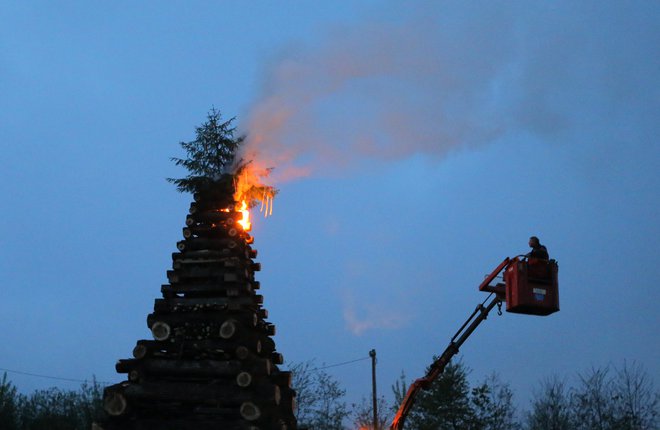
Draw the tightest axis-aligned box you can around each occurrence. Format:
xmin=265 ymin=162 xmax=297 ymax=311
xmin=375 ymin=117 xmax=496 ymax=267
xmin=505 ymin=257 xmax=559 ymax=316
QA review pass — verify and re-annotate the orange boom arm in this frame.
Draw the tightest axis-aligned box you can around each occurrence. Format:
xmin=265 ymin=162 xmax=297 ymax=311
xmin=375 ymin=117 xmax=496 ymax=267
xmin=390 ymin=260 xmax=508 ymax=430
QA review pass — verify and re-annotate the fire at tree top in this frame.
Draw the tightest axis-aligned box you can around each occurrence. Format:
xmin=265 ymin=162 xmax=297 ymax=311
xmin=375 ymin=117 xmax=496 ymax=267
xmin=167 ymin=108 xmax=278 ymax=227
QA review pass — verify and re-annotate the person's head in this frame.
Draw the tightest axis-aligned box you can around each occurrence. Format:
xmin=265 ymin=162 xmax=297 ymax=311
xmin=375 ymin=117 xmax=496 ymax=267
xmin=529 ymin=236 xmax=540 ymax=247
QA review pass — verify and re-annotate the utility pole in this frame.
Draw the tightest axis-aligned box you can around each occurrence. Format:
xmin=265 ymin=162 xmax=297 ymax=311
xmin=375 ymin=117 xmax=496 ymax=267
xmin=369 ymin=349 xmax=378 ymax=430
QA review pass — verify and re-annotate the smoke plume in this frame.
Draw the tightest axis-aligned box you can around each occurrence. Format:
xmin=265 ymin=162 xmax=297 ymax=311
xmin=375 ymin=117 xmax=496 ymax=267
xmin=343 ymin=292 xmax=408 ymax=336
xmin=238 ymin=3 xmax=523 ymax=182
xmin=237 ymin=1 xmax=659 ymax=333
xmin=239 ymin=1 xmax=659 ymax=184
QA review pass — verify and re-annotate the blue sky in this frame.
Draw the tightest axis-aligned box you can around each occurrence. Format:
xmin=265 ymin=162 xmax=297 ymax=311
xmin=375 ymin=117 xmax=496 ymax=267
xmin=1 ymin=0 xmax=658 ymax=413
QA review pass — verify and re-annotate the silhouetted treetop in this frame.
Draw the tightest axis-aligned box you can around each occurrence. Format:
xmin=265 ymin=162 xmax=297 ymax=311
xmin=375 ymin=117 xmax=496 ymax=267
xmin=168 ymin=108 xmax=244 ymax=194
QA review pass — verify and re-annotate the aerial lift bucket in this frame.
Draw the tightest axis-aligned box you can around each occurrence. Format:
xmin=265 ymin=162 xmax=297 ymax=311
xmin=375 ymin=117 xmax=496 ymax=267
xmin=390 ymin=256 xmax=560 ymax=430
xmin=505 ymin=257 xmax=559 ymax=315
xmin=479 ymin=256 xmax=559 ymax=315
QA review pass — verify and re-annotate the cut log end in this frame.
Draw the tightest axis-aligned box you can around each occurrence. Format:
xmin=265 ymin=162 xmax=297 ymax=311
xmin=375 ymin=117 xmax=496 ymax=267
xmin=240 ymin=402 xmax=261 ymax=421
xmin=128 ymin=370 xmax=140 ymax=382
xmin=271 ymin=352 xmax=284 ymax=365
xmin=103 ymin=391 xmax=127 ymax=416
xmin=235 ymin=346 xmax=250 ymax=360
xmin=236 ymin=371 xmax=252 ymax=387
xmin=274 ymin=385 xmax=282 ymax=405
xmin=219 ymin=319 xmax=237 ymax=339
xmin=132 ymin=344 xmax=148 ymax=359
xmin=151 ymin=321 xmax=171 ymax=341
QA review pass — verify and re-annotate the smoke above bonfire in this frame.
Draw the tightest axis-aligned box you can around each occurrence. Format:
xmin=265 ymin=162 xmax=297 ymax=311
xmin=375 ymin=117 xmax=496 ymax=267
xmin=238 ymin=3 xmax=523 ymax=183
xmin=236 ymin=1 xmax=658 ymax=333
xmin=238 ymin=1 xmax=656 ymax=181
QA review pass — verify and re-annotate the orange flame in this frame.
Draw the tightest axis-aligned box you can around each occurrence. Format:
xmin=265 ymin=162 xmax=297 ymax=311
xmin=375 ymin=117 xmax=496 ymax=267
xmin=237 ymin=200 xmax=251 ymax=231
xmin=233 ymin=162 xmax=277 ymax=226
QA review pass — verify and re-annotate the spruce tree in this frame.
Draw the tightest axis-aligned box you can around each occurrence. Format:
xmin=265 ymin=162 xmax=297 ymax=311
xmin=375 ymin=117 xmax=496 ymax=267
xmin=168 ymin=108 xmax=277 ymax=208
xmin=406 ymin=360 xmax=476 ymax=430
xmin=167 ymin=107 xmax=243 ymax=194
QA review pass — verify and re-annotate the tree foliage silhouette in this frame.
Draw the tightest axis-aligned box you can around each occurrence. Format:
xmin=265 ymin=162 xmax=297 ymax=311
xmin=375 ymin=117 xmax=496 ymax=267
xmin=167 ymin=108 xmax=244 ymax=193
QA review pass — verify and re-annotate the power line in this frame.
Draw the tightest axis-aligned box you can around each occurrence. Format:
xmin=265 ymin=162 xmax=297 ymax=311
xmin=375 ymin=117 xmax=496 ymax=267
xmin=0 ymin=367 xmax=111 ymax=385
xmin=310 ymin=356 xmax=371 ymax=371
xmin=1 ymin=354 xmax=371 ymax=386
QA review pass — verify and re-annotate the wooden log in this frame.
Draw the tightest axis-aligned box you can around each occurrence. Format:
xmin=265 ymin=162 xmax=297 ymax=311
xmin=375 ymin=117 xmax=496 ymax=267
xmin=264 ymin=323 xmax=276 ymax=336
xmin=239 ymin=394 xmax=289 ymax=422
xmin=183 ymin=406 xmax=288 ymax=430
xmin=154 ymin=296 xmax=254 ymax=313
xmin=173 ymin=258 xmax=220 ymax=270
xmin=116 ymin=358 xmax=272 ymax=378
xmin=172 ymin=246 xmax=255 ymax=261
xmin=166 ymin=271 xmax=249 ymax=285
xmin=189 ymin=197 xmax=235 ymax=214
xmin=183 ymin=225 xmax=241 ymax=240
xmin=270 ymin=352 xmax=284 ymax=365
xmin=235 ymin=345 xmax=283 ymax=364
xmin=103 ymin=393 xmax=128 ymax=417
xmin=217 ymin=317 xmax=265 ymax=340
xmin=277 ymin=394 xmax=296 ymax=416
xmin=133 ymin=339 xmax=263 ymax=359
xmin=150 ymin=321 xmax=171 ymax=341
xmin=172 ymin=250 xmax=240 ymax=261
xmin=167 ymin=267 xmax=250 ymax=283
xmin=226 ymin=286 xmax=243 ymax=297
xmin=173 ymin=256 xmax=256 ymax=271
xmin=103 ymin=388 xmax=128 ymax=416
xmin=193 ymin=184 xmax=235 ymax=203
xmin=176 ymin=238 xmax=244 ymax=252
xmin=236 ymin=371 xmax=252 ymax=388
xmin=147 ymin=312 xmax=258 ymax=329
xmin=120 ymin=380 xmax=281 ymax=406
xmin=240 ymin=402 xmax=261 ymax=421
xmin=128 ymin=369 xmax=140 ymax=382
xmin=270 ymin=371 xmax=293 ymax=388
xmin=160 ymin=285 xmax=258 ymax=302
xmin=259 ymin=336 xmax=276 ymax=355
xmin=220 ymin=319 xmax=238 ymax=339
xmin=187 ymin=210 xmax=241 ymax=225
xmin=154 ymin=297 xmax=229 ymax=313
xmin=132 ymin=344 xmax=148 ymax=359
xmin=166 ymin=269 xmax=247 ymax=284
xmin=276 ymin=389 xmax=298 ymax=425
xmin=148 ymin=316 xmax=270 ymax=343
xmin=225 ymin=258 xmax=257 ymax=269
xmin=235 ymin=346 xmax=251 ymax=360
xmin=103 ymin=393 xmax=127 ymax=416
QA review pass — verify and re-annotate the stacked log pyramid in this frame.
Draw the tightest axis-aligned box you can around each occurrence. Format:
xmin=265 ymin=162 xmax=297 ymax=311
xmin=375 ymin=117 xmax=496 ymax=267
xmin=98 ymin=177 xmax=296 ymax=430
